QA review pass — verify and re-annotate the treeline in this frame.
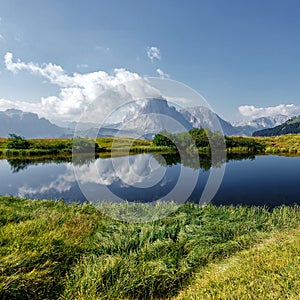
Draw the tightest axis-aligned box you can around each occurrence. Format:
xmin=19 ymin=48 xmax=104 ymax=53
xmin=153 ymin=128 xmax=266 ymax=153
xmin=153 ymin=128 xmax=223 ymax=151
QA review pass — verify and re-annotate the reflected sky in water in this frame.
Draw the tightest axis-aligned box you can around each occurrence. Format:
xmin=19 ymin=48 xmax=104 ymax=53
xmin=0 ymin=154 xmax=299 ymax=208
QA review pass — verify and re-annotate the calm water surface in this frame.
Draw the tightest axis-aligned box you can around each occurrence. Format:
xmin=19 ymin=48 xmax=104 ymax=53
xmin=0 ymin=154 xmax=299 ymax=208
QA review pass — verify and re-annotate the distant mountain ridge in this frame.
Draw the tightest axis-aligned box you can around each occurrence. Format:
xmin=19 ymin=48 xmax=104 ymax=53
xmin=233 ymin=115 xmax=290 ymax=135
xmin=0 ymin=109 xmax=69 ymax=138
xmin=253 ymin=116 xmax=300 ymax=136
xmin=0 ymin=100 xmax=297 ymax=138
xmin=233 ymin=114 xmax=289 ymax=128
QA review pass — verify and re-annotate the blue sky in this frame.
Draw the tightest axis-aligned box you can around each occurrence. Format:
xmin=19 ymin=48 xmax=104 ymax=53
xmin=1 ymin=0 xmax=300 ymax=123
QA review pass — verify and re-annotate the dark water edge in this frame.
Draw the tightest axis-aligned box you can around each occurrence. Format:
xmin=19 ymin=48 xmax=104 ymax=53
xmin=210 ymin=155 xmax=300 ymax=209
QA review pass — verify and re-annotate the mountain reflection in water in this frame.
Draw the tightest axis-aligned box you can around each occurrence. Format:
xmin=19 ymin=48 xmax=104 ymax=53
xmin=1 ymin=153 xmax=298 ymax=208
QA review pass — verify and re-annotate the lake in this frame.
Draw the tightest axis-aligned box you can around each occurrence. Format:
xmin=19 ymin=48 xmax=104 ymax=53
xmin=1 ymin=153 xmax=299 ymax=208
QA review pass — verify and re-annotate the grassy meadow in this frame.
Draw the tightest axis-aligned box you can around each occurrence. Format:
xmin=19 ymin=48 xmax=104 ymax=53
xmin=224 ymin=134 xmax=300 ymax=155
xmin=0 ymin=137 xmax=171 ymax=158
xmin=0 ymin=133 xmax=300 ymax=158
xmin=256 ymin=134 xmax=300 ymax=155
xmin=176 ymin=226 xmax=300 ymax=299
xmin=0 ymin=196 xmax=299 ymax=299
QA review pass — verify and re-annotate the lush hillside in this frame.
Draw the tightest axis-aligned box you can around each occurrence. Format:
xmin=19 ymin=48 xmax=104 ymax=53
xmin=0 ymin=197 xmax=299 ymax=299
xmin=253 ymin=116 xmax=300 ymax=136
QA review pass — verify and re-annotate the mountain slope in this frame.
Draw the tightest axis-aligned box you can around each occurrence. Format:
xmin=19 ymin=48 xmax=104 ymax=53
xmin=1 ymin=102 xmax=292 ymax=139
xmin=180 ymin=106 xmax=240 ymax=136
xmin=0 ymin=109 xmax=69 ymax=138
xmin=233 ymin=115 xmax=290 ymax=135
xmin=253 ymin=116 xmax=300 ymax=136
xmin=233 ymin=114 xmax=289 ymax=128
xmin=113 ymin=98 xmax=192 ymax=136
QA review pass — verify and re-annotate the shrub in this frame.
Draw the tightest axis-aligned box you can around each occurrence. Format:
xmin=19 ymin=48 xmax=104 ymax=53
xmin=6 ymin=134 xmax=31 ymax=149
xmin=72 ymin=138 xmax=101 ymax=153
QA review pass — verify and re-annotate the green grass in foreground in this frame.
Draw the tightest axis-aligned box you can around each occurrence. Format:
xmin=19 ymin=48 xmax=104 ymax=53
xmin=0 ymin=197 xmax=299 ymax=299
xmin=176 ymin=227 xmax=300 ymax=299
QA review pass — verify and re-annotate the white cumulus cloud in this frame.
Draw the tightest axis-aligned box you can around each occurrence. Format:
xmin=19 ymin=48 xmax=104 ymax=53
xmin=4 ymin=52 xmax=66 ymax=83
xmin=2 ymin=52 xmax=161 ymax=123
xmin=147 ymin=46 xmax=161 ymax=60
xmin=238 ymin=104 xmax=300 ymax=119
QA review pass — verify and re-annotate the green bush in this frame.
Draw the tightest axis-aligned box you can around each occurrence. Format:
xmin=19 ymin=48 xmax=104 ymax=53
xmin=72 ymin=138 xmax=100 ymax=153
xmin=6 ymin=134 xmax=31 ymax=150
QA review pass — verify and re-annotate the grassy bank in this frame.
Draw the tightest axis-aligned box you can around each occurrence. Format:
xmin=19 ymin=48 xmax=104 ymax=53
xmin=0 ymin=137 xmax=171 ymax=157
xmin=256 ymin=134 xmax=300 ymax=155
xmin=0 ymin=197 xmax=299 ymax=299
xmin=226 ymin=134 xmax=300 ymax=155
xmin=1 ymin=134 xmax=300 ymax=158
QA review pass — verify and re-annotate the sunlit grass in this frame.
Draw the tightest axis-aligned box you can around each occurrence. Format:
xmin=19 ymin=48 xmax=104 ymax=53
xmin=0 ymin=196 xmax=299 ymax=299
xmin=175 ymin=227 xmax=300 ymax=299
xmin=0 ymin=134 xmax=300 ymax=157
xmin=96 ymin=137 xmax=152 ymax=150
xmin=256 ymin=134 xmax=300 ymax=154
xmin=0 ymin=137 xmax=169 ymax=157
